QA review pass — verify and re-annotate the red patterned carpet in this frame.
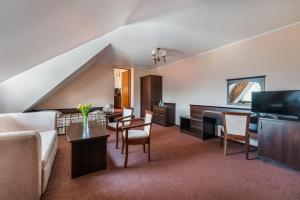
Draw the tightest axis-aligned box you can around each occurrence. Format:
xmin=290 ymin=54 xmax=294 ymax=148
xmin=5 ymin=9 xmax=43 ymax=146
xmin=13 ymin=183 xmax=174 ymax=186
xmin=42 ymin=124 xmax=300 ymax=200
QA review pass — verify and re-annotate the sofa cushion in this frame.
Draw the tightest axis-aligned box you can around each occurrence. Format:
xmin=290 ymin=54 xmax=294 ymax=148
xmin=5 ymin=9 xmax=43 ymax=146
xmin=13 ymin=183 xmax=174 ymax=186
xmin=42 ymin=138 xmax=57 ymax=193
xmin=39 ymin=130 xmax=57 ymax=168
xmin=0 ymin=116 xmax=23 ymax=133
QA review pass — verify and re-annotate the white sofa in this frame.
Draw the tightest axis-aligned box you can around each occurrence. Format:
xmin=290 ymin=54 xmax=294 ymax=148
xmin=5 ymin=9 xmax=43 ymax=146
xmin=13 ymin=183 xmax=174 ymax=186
xmin=0 ymin=111 xmax=58 ymax=200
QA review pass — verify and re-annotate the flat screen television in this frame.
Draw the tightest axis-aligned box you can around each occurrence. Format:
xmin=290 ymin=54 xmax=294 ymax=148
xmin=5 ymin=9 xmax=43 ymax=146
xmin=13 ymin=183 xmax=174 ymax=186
xmin=252 ymin=90 xmax=300 ymax=117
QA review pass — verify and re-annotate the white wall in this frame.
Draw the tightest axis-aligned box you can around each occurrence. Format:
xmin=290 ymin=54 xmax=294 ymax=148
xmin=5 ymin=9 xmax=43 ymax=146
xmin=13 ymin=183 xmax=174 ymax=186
xmin=151 ymin=23 xmax=300 ymax=124
xmin=38 ymin=66 xmax=150 ymax=115
xmin=36 ymin=64 xmax=114 ymax=109
xmin=114 ymin=68 xmax=127 ymax=89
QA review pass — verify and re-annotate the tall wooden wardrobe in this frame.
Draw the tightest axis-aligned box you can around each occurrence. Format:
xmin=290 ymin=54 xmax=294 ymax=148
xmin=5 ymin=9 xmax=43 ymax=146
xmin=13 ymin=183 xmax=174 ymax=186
xmin=140 ymin=75 xmax=162 ymax=117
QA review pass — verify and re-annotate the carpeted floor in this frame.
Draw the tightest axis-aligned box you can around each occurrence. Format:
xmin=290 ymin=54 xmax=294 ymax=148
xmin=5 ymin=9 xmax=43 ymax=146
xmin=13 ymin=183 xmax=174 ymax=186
xmin=42 ymin=124 xmax=300 ymax=200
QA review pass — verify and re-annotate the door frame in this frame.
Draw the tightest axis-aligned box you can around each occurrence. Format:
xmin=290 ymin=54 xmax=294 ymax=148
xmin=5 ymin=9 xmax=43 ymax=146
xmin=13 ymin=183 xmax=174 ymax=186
xmin=114 ymin=67 xmax=131 ymax=108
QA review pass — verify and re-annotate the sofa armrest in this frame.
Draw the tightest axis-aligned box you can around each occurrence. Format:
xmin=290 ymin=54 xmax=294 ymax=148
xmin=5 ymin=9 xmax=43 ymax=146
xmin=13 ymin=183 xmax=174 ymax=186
xmin=0 ymin=131 xmax=42 ymax=200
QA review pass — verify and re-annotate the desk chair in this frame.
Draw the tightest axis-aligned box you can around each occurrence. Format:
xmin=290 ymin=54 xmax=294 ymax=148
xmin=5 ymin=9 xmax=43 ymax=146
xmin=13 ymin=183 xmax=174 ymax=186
xmin=222 ymin=112 xmax=257 ymax=160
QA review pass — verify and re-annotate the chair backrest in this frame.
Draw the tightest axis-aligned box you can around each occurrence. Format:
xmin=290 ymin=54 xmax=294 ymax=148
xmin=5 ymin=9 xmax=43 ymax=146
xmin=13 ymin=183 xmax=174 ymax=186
xmin=144 ymin=111 xmax=153 ymax=136
xmin=223 ymin=112 xmax=250 ymax=137
xmin=122 ymin=108 xmax=134 ymax=126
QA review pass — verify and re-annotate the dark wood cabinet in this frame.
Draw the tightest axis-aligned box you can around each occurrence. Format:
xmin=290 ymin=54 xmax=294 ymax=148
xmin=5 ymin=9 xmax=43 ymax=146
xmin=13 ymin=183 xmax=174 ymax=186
xmin=114 ymin=95 xmax=121 ymax=109
xmin=153 ymin=103 xmax=175 ymax=126
xmin=258 ymin=117 xmax=300 ymax=170
xmin=180 ymin=116 xmax=202 ymax=138
xmin=140 ymin=75 xmax=162 ymax=117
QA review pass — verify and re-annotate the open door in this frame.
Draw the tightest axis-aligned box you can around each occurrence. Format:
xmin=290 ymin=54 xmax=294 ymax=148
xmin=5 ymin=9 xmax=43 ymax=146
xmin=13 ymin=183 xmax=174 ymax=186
xmin=114 ymin=68 xmax=131 ymax=109
xmin=121 ymin=70 xmax=130 ymax=108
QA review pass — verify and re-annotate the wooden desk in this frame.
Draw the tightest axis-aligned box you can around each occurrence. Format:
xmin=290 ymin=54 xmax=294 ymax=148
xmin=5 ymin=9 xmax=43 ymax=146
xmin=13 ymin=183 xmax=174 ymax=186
xmin=180 ymin=105 xmax=258 ymax=139
xmin=66 ymin=122 xmax=109 ymax=178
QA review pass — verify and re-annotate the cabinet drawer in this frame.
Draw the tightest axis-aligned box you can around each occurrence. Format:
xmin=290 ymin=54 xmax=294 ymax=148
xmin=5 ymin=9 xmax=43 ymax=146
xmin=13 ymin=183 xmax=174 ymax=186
xmin=153 ymin=118 xmax=167 ymax=126
xmin=154 ymin=112 xmax=166 ymax=118
xmin=153 ymin=107 xmax=166 ymax=113
xmin=154 ymin=114 xmax=166 ymax=121
xmin=190 ymin=120 xmax=203 ymax=131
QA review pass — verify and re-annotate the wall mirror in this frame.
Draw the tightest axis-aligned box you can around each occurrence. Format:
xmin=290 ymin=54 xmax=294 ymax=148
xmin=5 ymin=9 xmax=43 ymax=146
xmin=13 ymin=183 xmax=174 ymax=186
xmin=227 ymin=76 xmax=265 ymax=106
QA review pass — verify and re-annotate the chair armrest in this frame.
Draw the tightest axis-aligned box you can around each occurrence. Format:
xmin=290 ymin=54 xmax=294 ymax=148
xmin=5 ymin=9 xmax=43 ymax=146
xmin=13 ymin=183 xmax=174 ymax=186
xmin=121 ymin=118 xmax=143 ymax=123
xmin=105 ymin=113 xmax=123 ymax=125
xmin=105 ymin=112 xmax=122 ymax=117
xmin=120 ymin=118 xmax=143 ymax=127
xmin=105 ymin=112 xmax=122 ymax=118
xmin=0 ymin=131 xmax=42 ymax=200
xmin=115 ymin=115 xmax=135 ymax=121
xmin=122 ymin=123 xmax=152 ymax=130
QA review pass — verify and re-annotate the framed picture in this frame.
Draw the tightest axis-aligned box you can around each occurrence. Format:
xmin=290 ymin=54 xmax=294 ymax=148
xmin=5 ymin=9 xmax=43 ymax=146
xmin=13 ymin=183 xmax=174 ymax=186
xmin=227 ymin=75 xmax=265 ymax=106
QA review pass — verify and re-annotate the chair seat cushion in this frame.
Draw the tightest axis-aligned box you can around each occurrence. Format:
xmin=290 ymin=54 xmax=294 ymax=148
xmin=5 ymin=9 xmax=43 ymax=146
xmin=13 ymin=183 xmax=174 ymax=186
xmin=108 ymin=122 xmax=118 ymax=129
xmin=39 ymin=130 xmax=57 ymax=167
xmin=108 ymin=122 xmax=124 ymax=129
xmin=249 ymin=138 xmax=258 ymax=146
xmin=123 ymin=130 xmax=149 ymax=139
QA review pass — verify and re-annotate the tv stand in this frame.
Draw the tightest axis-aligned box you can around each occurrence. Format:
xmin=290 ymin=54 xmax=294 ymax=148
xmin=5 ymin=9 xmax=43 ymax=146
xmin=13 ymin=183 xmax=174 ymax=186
xmin=258 ymin=117 xmax=300 ymax=170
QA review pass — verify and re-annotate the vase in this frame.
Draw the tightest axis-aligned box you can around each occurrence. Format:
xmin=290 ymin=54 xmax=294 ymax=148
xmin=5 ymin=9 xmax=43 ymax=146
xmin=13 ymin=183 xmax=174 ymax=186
xmin=83 ymin=114 xmax=89 ymax=129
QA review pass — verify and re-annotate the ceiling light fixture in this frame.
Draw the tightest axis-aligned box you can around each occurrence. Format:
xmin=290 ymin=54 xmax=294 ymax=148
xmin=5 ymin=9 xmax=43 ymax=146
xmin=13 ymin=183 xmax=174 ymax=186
xmin=151 ymin=48 xmax=167 ymax=64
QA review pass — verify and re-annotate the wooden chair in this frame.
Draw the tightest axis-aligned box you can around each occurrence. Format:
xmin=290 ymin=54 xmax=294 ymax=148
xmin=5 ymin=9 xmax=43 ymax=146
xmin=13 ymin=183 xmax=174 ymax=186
xmin=106 ymin=107 xmax=134 ymax=149
xmin=222 ymin=112 xmax=257 ymax=160
xmin=121 ymin=110 xmax=153 ymax=168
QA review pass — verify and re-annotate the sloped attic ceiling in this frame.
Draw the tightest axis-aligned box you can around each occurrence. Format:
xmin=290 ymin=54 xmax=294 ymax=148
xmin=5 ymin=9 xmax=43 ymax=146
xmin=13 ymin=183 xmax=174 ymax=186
xmin=0 ymin=38 xmax=110 ymax=113
xmin=0 ymin=0 xmax=142 ymax=82
xmin=96 ymin=0 xmax=300 ymax=67
xmin=1 ymin=0 xmax=300 ymax=113
xmin=2 ymin=0 xmax=300 ymax=82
